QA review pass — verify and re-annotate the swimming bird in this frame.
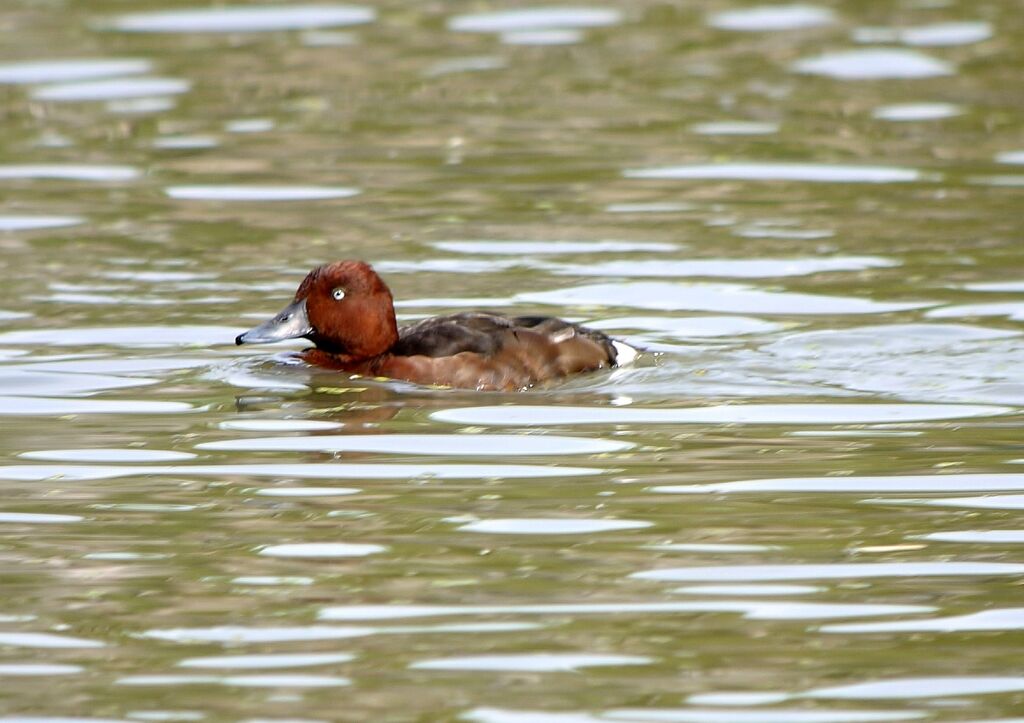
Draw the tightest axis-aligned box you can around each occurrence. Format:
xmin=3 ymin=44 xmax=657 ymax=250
xmin=236 ymin=260 xmax=625 ymax=391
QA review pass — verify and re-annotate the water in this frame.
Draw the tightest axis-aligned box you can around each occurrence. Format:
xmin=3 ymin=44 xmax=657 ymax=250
xmin=0 ymin=0 xmax=1022 ymax=720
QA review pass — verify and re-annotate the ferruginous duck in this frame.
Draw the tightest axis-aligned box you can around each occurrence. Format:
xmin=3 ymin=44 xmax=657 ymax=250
xmin=236 ymin=260 xmax=628 ymax=391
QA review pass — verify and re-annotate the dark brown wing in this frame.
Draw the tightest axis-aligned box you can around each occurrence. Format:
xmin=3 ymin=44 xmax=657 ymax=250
xmin=393 ymin=312 xmax=617 ymax=366
xmin=392 ymin=312 xmax=513 ymax=357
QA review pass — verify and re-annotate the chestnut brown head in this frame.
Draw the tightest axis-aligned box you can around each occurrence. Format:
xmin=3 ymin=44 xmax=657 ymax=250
xmin=236 ymin=260 xmax=399 ymax=359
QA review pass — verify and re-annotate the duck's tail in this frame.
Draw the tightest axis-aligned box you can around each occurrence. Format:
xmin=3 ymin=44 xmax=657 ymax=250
xmin=611 ymin=339 xmax=640 ymax=367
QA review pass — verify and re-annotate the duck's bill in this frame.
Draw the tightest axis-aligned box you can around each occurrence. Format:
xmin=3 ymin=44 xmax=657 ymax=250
xmin=236 ymin=299 xmax=312 ymax=345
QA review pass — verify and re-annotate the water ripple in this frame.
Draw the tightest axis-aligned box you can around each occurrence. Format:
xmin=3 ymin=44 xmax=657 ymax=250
xmin=448 ymin=8 xmax=622 ymax=33
xmin=625 ymin=163 xmax=924 ymax=183
xmin=792 ymin=49 xmax=953 ymax=79
xmin=631 ymin=561 xmax=1024 ymax=582
xmin=0 ymin=58 xmax=151 ymax=84
xmin=661 ymin=473 xmax=1024 ymax=495
xmin=111 ymin=5 xmax=376 ymax=33
xmin=432 ymin=403 xmax=1008 ymax=427
xmin=708 ymin=5 xmax=836 ymax=32
xmin=197 ymin=433 xmax=631 ymax=456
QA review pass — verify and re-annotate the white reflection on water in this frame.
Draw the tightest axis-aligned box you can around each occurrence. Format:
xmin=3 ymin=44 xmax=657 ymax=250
xmin=964 ymin=279 xmax=1024 ymax=292
xmin=231 ymin=576 xmax=313 ymax=586
xmin=921 ymin=530 xmax=1024 ymax=544
xmin=117 ymin=673 xmax=349 ymax=687
xmin=630 ymin=561 xmax=1024 ymax=582
xmin=501 ymin=30 xmax=583 ymax=45
xmin=375 ymin=258 xmax=527 ymax=274
xmin=0 ymin=397 xmax=194 ymax=415
xmin=432 ymin=403 xmax=1008 ymax=427
xmin=128 ymin=712 xmax=204 ymax=722
xmin=787 ymin=431 xmax=922 ymax=438
xmin=152 ymin=135 xmax=219 ymax=150
xmin=102 ymin=271 xmax=214 ymax=282
xmin=107 ymin=97 xmax=177 ymax=114
xmin=871 ymin=494 xmax=1024 ymax=510
xmin=394 ymin=296 xmax=516 ymax=309
xmin=733 ymin=224 xmax=834 ymax=240
xmin=0 ymin=216 xmax=84 ymax=231
xmin=0 ymin=632 xmax=104 ymax=648
xmin=32 ymin=78 xmax=190 ymax=102
xmin=178 ymin=652 xmax=355 ymax=669
xmin=411 ymin=653 xmax=651 ymax=672
xmin=29 ymin=358 xmax=209 ymax=374
xmin=547 ymin=256 xmax=896 ymax=278
xmin=319 ymin=601 xmax=932 ymax=622
xmin=625 ymin=163 xmax=923 ymax=183
xmin=165 ymin=186 xmax=359 ymax=201
xmin=0 ymin=325 xmax=238 ymax=346
xmin=142 ymin=626 xmax=381 ymax=644
xmin=0 ymin=58 xmax=151 ymax=84
xmin=448 ymin=8 xmax=621 ymax=33
xmin=224 ymin=118 xmax=275 ymax=133
xmin=585 ymin=315 xmax=782 ymax=339
xmin=219 ymin=419 xmax=342 ymax=432
xmin=111 ymin=5 xmax=376 ymax=33
xmin=218 ymin=370 xmax=308 ymax=392
xmin=198 ymin=433 xmax=631 ymax=456
xmin=687 ymin=693 xmax=791 ymax=707
xmin=456 ymin=518 xmax=651 ymax=535
xmin=673 ymin=584 xmax=821 ymax=596
xmin=433 ymin=240 xmax=675 ymax=254
xmin=0 ymin=165 xmax=139 ymax=181
xmin=823 ymin=608 xmax=1024 ymax=634
xmin=647 ymin=543 xmax=777 ymax=553
xmin=4 ymin=704 xmax=119 ymax=722
xmin=804 ymin=676 xmax=1024 ymax=699
xmin=791 ymin=49 xmax=953 ymax=79
xmin=0 ymin=663 xmax=83 ymax=675
xmin=662 ymin=474 xmax=1024 ymax=495
xmin=708 ymin=5 xmax=836 ymax=32
xmin=142 ymin=622 xmax=542 ymax=644
xmin=0 ymin=368 xmax=157 ymax=397
xmin=259 ymin=543 xmax=386 ymax=559
xmin=424 ymin=57 xmax=507 ymax=77
xmin=691 ymin=121 xmax=780 ymax=135
xmin=927 ymin=301 xmax=1024 ymax=321
xmin=604 ymin=709 xmax=924 ymax=722
xmin=0 ymin=462 xmax=601 ymax=481
xmin=463 ymin=709 xmax=605 ymax=723
xmin=605 ymin=203 xmax=693 ymax=214
xmin=255 ymin=487 xmax=360 ymax=497
xmin=518 ymin=281 xmax=929 ymax=314
xmin=84 ymin=552 xmax=172 ymax=561
xmin=872 ymin=103 xmax=962 ymax=121
xmin=0 ymin=512 xmax=83 ymax=524
xmin=898 ymin=21 xmax=992 ymax=46
xmin=20 ymin=449 xmax=195 ymax=462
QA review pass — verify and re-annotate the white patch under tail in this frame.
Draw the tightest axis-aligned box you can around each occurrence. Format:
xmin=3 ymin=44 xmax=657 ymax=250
xmin=612 ymin=340 xmax=639 ymax=366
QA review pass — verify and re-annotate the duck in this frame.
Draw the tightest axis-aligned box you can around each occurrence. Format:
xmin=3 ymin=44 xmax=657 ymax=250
xmin=235 ymin=260 xmax=626 ymax=391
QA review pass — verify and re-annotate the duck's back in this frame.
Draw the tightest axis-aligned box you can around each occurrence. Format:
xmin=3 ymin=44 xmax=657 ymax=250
xmin=382 ymin=312 xmax=618 ymax=390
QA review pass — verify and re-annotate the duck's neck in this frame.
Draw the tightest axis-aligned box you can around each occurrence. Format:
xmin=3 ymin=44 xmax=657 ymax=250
xmin=302 ymin=348 xmax=392 ymax=374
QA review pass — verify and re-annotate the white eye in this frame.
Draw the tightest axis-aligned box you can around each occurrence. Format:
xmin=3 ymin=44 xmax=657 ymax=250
xmin=331 ymin=287 xmax=346 ymax=301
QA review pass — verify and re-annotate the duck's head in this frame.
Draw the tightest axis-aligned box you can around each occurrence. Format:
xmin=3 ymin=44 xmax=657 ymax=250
xmin=236 ymin=260 xmax=398 ymax=359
